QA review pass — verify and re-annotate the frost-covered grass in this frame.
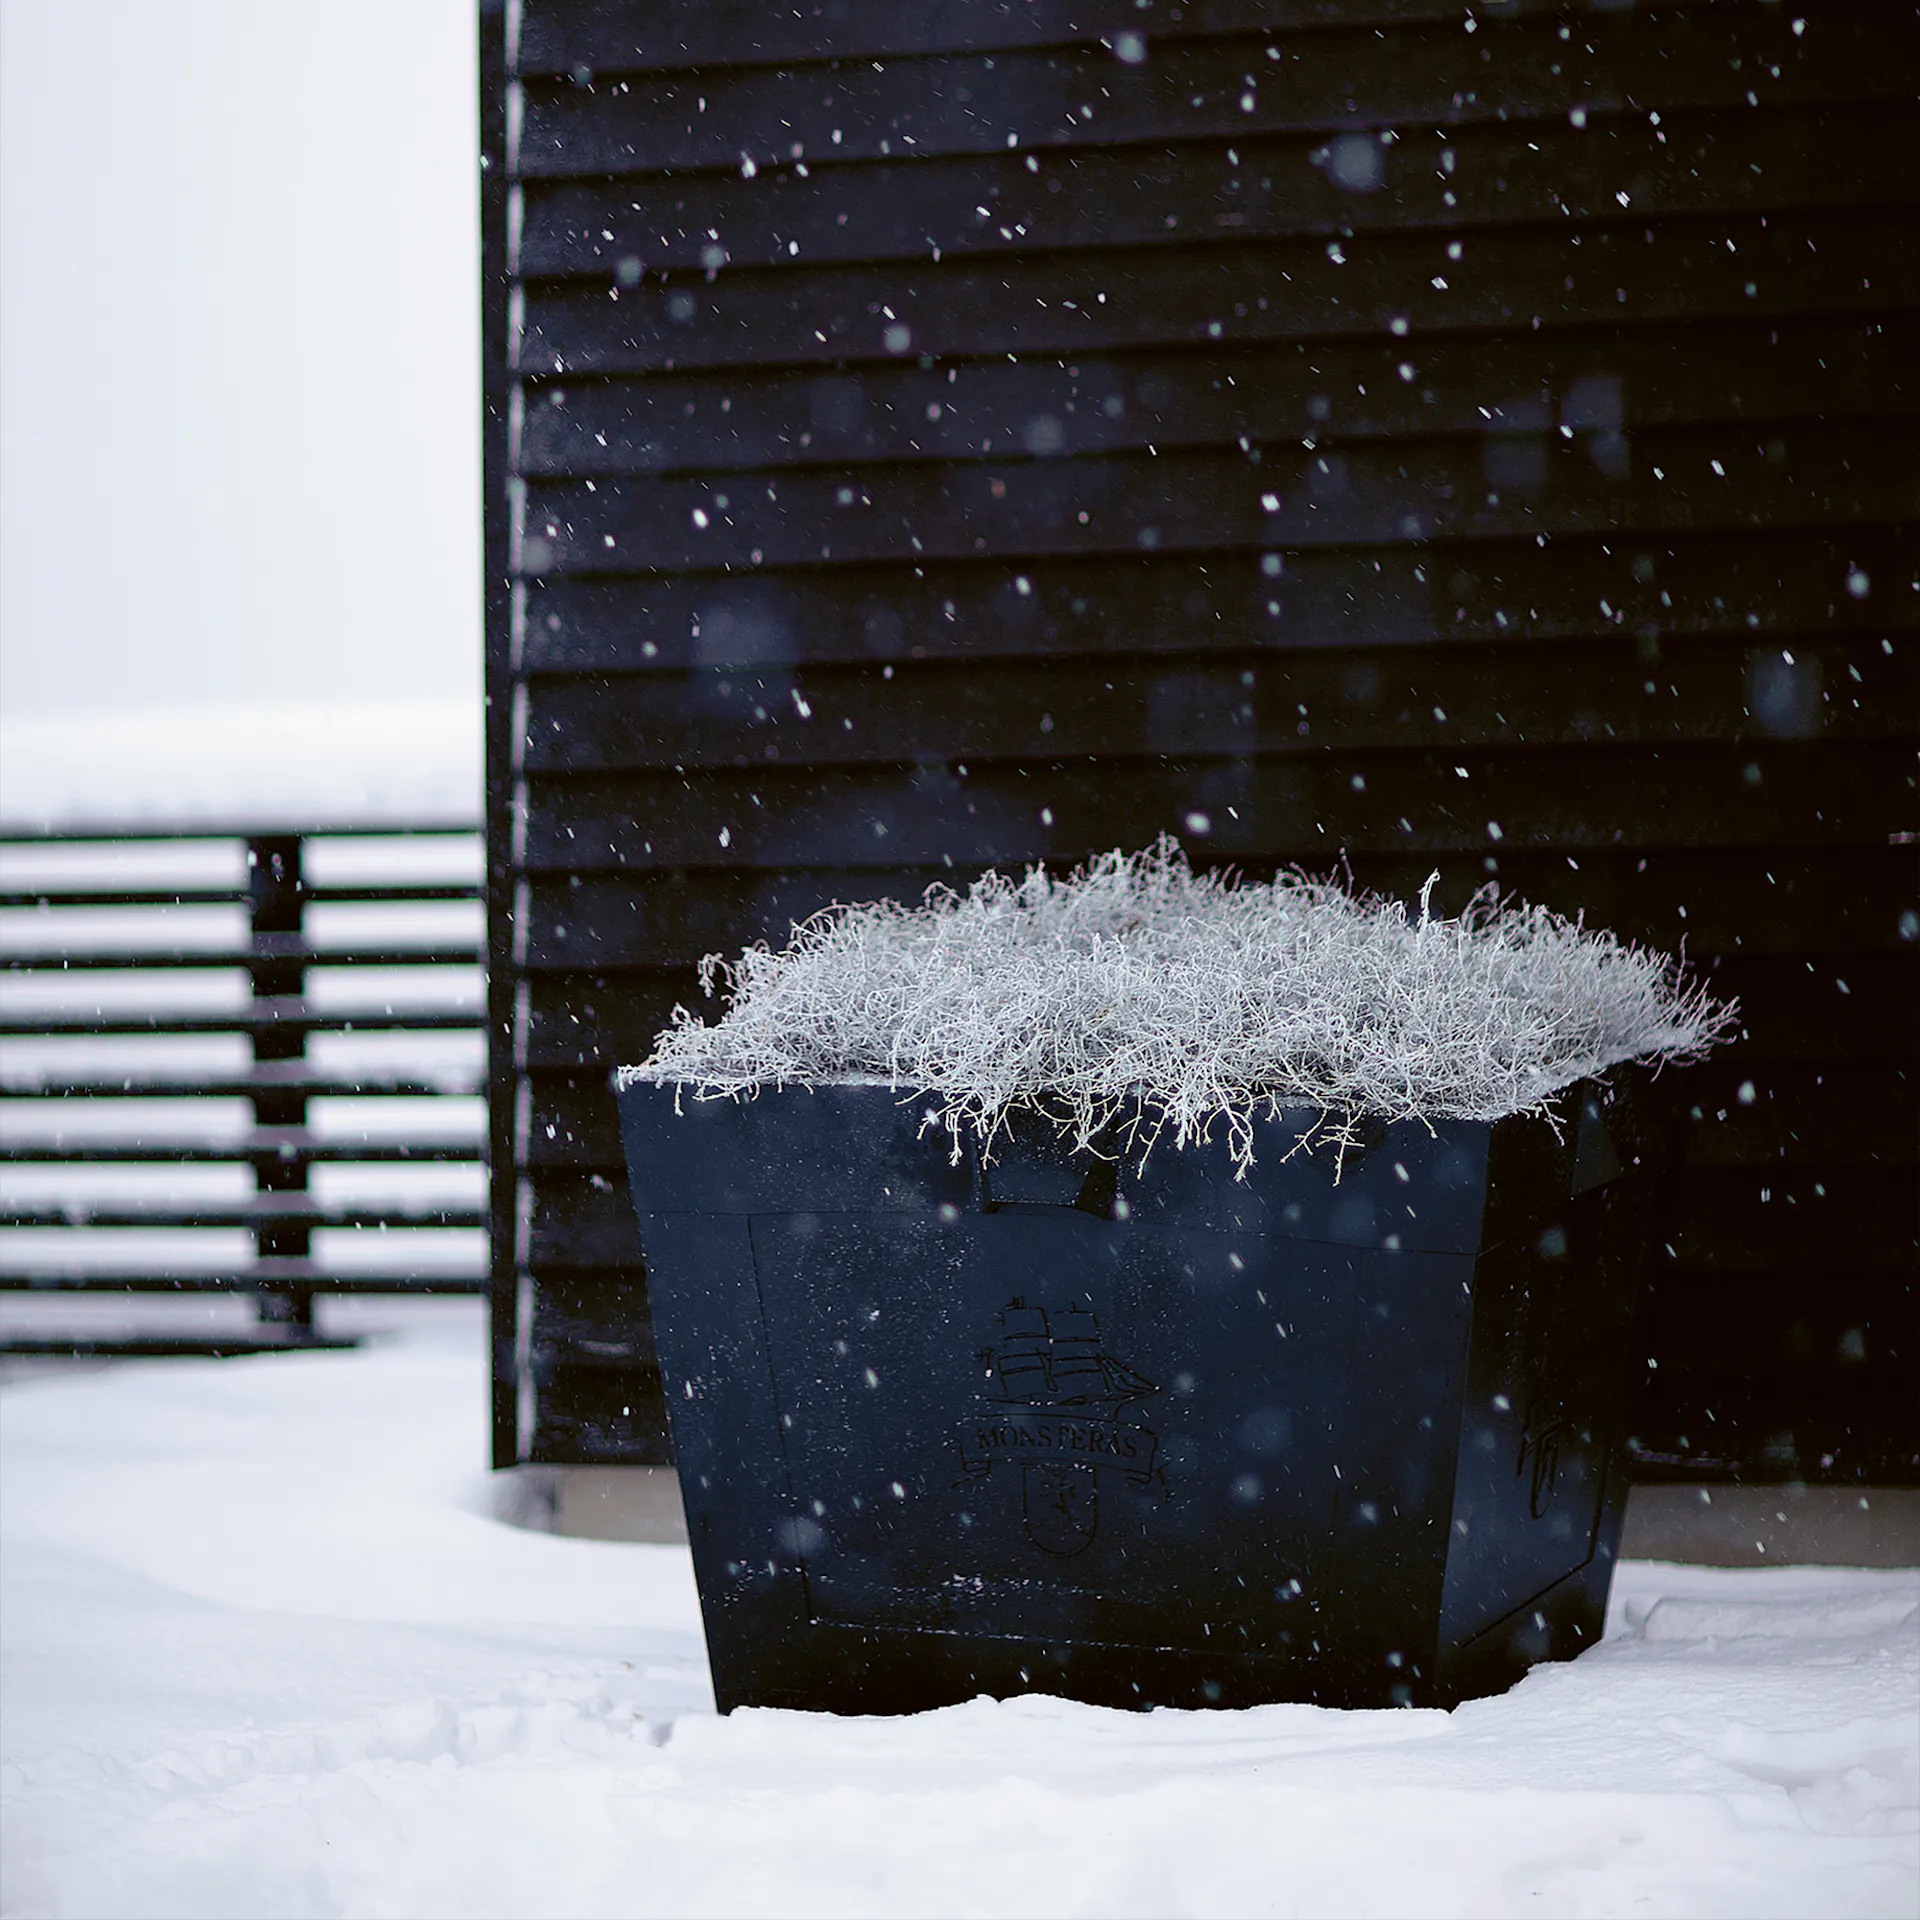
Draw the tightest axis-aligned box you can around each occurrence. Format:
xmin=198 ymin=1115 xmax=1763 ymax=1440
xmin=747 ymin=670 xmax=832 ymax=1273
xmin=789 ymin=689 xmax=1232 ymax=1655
xmin=632 ymin=839 xmax=1735 ymax=1170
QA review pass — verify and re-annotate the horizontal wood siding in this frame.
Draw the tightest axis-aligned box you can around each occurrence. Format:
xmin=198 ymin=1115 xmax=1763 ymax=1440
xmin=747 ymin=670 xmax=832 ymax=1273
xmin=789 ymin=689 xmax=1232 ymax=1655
xmin=487 ymin=0 xmax=1918 ymax=1478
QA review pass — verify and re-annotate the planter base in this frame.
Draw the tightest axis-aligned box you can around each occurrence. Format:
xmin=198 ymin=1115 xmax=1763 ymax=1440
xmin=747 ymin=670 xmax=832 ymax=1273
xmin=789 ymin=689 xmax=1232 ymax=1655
xmin=616 ymin=1077 xmax=1669 ymax=1714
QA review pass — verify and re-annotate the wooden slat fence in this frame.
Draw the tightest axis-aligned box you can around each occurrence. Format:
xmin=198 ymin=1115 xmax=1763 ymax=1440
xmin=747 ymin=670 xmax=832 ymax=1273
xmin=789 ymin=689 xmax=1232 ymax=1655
xmin=0 ymin=828 xmax=487 ymax=1355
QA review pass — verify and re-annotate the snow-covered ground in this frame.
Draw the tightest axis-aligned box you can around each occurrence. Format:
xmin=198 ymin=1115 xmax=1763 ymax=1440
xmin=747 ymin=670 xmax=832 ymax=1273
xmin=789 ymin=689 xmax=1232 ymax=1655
xmin=2 ymin=1304 xmax=1914 ymax=1920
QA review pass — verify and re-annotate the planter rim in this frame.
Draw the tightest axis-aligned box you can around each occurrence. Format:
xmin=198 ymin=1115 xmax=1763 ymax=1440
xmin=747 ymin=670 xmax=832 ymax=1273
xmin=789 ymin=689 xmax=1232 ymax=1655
xmin=614 ymin=1064 xmax=1607 ymax=1108
xmin=617 ymin=1067 xmax=932 ymax=1089
xmin=610 ymin=1066 xmax=1616 ymax=1147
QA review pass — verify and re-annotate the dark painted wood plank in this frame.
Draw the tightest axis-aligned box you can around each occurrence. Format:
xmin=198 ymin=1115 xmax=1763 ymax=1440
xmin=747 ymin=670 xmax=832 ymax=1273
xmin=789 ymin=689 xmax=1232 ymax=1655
xmin=519 ymin=421 xmax=1910 ymax=574
xmin=1702 ymin=955 xmax=1920 ymax=1065
xmin=519 ymin=528 xmax=1917 ymax=672
xmin=519 ymin=0 xmax=1593 ymax=77
xmin=528 ymin=1059 xmax=1917 ymax=1174
xmin=1646 ymin=1271 xmax=1913 ymax=1381
xmin=511 ymin=857 xmax=1917 ymax=972
xmin=524 ymin=971 xmax=695 ymax=1073
xmin=526 ymin=1070 xmax=629 ymax=1169
xmin=484 ymin=0 xmax=521 ymax=1468
xmin=520 ymin=743 xmax=1911 ymax=880
xmin=531 ymin=1266 xmax=657 ymax=1353
xmin=518 ymin=947 xmax=1914 ymax=1079
xmin=527 ymin=1355 xmax=671 ymax=1465
xmin=532 ymin=1176 xmax=646 ymax=1266
xmin=518 ymin=6 xmax=1904 ymax=175
xmin=517 ymin=946 xmax=1915 ymax=1073
xmin=1679 ymin=1065 xmax=1918 ymax=1170
xmin=525 ymin=1157 xmax=1917 ymax=1273
xmin=513 ymin=846 xmax=1914 ymax=965
xmin=523 ymin=636 xmax=1905 ymax=773
xmin=522 ymin=209 xmax=1914 ymax=375
xmin=517 ymin=949 xmax=1919 ymax=1079
xmin=526 ymin=1266 xmax=669 ymax=1464
xmin=1663 ymin=1166 xmax=1918 ymax=1275
xmin=517 ymin=314 xmax=1915 ymax=478
xmin=1631 ymin=1375 xmax=1920 ymax=1483
xmin=519 ymin=103 xmax=1917 ymax=277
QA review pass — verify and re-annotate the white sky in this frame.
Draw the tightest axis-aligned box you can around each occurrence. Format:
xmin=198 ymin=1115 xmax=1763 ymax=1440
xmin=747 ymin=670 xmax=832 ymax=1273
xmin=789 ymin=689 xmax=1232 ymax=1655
xmin=0 ymin=0 xmax=480 ymax=723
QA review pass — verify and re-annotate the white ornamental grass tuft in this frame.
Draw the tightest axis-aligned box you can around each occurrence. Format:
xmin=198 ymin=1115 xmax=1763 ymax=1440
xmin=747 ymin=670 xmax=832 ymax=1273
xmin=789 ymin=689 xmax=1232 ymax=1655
xmin=622 ymin=838 xmax=1735 ymax=1174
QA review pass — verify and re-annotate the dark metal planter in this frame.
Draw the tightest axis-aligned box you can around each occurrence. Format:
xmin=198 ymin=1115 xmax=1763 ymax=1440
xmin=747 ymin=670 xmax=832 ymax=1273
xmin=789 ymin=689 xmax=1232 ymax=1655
xmin=615 ymin=1070 xmax=1672 ymax=1715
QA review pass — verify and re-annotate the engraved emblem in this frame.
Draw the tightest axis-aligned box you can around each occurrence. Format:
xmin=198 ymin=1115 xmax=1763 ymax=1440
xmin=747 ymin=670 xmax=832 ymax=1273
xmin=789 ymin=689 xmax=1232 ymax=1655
xmin=1516 ymin=1405 xmax=1564 ymax=1518
xmin=958 ymin=1297 xmax=1160 ymax=1556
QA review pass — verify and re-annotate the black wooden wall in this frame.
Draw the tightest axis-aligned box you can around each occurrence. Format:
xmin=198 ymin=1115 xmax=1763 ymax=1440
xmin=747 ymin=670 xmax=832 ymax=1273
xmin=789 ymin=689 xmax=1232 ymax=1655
xmin=483 ymin=0 xmax=1918 ymax=1481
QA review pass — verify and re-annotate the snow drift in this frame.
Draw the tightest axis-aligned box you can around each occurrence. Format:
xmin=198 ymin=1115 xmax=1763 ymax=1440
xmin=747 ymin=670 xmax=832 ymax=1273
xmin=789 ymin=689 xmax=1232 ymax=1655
xmin=3 ymin=1303 xmax=1915 ymax=1920
xmin=630 ymin=838 xmax=1735 ymax=1171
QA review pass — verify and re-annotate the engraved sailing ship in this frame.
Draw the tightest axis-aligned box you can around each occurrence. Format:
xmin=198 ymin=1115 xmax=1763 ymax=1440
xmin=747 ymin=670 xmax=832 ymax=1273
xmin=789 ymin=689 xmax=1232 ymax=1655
xmin=958 ymin=1298 xmax=1161 ymax=1556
